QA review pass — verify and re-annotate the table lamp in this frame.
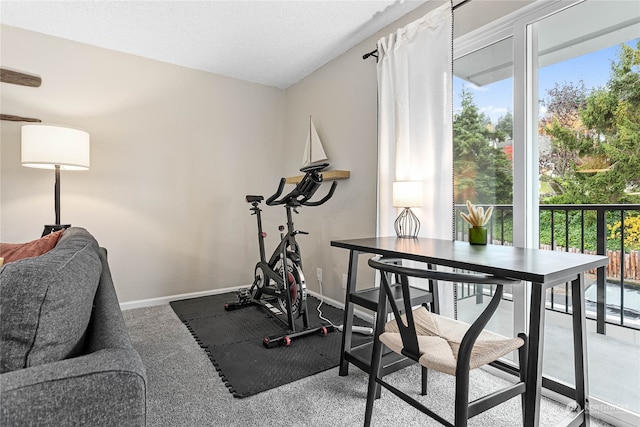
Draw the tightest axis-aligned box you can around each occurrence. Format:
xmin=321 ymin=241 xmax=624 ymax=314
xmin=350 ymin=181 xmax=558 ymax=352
xmin=21 ymin=124 xmax=90 ymax=236
xmin=392 ymin=181 xmax=422 ymax=238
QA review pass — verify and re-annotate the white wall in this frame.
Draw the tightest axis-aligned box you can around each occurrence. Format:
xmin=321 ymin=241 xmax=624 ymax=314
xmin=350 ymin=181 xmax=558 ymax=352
xmin=283 ymin=2 xmax=450 ymax=303
xmin=282 ymin=0 xmax=532 ymax=303
xmin=282 ymin=32 xmax=379 ymax=302
xmin=1 ymin=25 xmax=286 ymax=302
xmin=1 ymin=1 xmax=532 ymax=304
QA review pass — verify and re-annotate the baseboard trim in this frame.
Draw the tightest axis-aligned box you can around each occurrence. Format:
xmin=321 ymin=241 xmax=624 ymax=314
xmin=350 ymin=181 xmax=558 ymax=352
xmin=120 ymin=287 xmax=373 ymax=323
xmin=120 ymin=286 xmax=244 ymax=310
xmin=307 ymin=290 xmax=374 ymax=323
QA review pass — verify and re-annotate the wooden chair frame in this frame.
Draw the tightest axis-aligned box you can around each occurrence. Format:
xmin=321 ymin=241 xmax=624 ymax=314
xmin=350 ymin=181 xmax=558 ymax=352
xmin=364 ymin=257 xmax=529 ymax=427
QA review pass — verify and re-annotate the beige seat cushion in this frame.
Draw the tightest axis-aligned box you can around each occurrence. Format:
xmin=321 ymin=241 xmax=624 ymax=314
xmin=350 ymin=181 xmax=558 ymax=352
xmin=380 ymin=307 xmax=524 ymax=376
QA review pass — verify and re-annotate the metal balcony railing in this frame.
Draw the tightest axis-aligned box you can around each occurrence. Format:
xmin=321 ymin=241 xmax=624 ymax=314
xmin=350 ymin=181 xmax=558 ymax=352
xmin=454 ymin=203 xmax=640 ymax=333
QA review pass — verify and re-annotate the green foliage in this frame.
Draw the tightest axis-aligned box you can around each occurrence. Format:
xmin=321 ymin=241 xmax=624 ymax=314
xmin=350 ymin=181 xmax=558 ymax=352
xmin=537 ymin=209 xmax=640 ymax=252
xmin=465 ymin=208 xmax=640 ymax=253
xmin=580 ymin=87 xmax=617 ymax=131
xmin=538 ymin=210 xmax=599 ymax=250
xmin=454 ymin=41 xmax=640 ymax=251
xmin=494 ymin=111 xmax=513 ymax=140
xmin=453 ymin=88 xmax=513 ymax=205
xmin=541 ymin=40 xmax=640 ymax=204
xmin=488 ymin=210 xmax=513 ymax=243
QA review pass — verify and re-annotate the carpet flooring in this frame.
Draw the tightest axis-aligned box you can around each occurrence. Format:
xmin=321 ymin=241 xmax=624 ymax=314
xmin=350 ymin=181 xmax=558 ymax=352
xmin=169 ymin=292 xmax=372 ymax=397
xmin=123 ymin=302 xmax=614 ymax=426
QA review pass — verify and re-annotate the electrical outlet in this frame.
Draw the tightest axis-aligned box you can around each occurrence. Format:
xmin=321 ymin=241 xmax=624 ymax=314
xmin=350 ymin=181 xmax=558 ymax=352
xmin=342 ymin=273 xmax=348 ymax=289
xmin=317 ymin=268 xmax=322 ymax=282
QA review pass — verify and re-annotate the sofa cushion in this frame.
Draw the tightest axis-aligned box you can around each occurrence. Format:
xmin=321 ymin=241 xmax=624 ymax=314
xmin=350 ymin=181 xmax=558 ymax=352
xmin=0 ymin=229 xmax=65 ymax=264
xmin=0 ymin=228 xmax=102 ymax=373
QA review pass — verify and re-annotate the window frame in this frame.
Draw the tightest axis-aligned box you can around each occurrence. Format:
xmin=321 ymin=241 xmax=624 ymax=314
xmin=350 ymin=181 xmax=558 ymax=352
xmin=453 ymin=1 xmax=639 ymax=424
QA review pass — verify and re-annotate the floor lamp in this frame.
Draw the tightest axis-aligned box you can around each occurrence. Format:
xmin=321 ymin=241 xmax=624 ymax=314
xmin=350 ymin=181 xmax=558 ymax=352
xmin=392 ymin=181 xmax=423 ymax=238
xmin=21 ymin=124 xmax=90 ymax=236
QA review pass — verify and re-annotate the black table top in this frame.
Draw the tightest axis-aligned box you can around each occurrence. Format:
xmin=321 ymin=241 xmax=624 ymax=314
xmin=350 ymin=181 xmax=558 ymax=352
xmin=331 ymin=236 xmax=609 ymax=284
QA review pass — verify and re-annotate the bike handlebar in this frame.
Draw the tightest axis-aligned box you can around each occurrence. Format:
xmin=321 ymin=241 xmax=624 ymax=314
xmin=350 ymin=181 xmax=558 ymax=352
xmin=301 ymin=181 xmax=337 ymax=206
xmin=265 ymin=178 xmax=286 ymax=205
xmin=265 ymin=165 xmax=337 ymax=208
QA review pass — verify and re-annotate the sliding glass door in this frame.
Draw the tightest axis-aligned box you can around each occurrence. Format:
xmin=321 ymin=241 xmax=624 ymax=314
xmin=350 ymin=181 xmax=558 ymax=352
xmin=453 ymin=36 xmax=516 ymax=340
xmin=454 ymin=1 xmax=640 ymax=423
xmin=522 ymin=1 xmax=640 ymax=423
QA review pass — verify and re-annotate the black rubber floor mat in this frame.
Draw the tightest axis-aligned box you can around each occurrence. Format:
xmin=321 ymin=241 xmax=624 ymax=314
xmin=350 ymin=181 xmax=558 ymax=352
xmin=170 ymin=292 xmax=372 ymax=398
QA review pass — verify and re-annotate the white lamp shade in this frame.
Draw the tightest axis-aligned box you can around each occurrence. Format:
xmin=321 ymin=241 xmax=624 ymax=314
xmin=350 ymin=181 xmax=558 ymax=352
xmin=22 ymin=125 xmax=90 ymax=170
xmin=392 ymin=181 xmax=423 ymax=207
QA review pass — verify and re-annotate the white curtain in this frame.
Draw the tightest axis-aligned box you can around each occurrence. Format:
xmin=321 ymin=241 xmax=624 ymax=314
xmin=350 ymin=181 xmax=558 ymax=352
xmin=376 ymin=3 xmax=453 ymax=239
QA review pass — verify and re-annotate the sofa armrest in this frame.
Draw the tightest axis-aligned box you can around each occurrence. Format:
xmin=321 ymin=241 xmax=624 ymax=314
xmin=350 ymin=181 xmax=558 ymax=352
xmin=1 ymin=348 xmax=146 ymax=426
xmin=84 ymin=247 xmax=132 ymax=352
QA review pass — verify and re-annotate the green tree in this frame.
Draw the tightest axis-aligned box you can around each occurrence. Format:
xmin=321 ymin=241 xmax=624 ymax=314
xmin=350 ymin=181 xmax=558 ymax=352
xmin=495 ymin=111 xmax=513 ymax=140
xmin=454 ymin=88 xmax=513 ymax=204
xmin=544 ymin=41 xmax=640 ymax=204
xmin=539 ymin=81 xmax=588 ymax=178
xmin=578 ymin=41 xmax=640 ymax=203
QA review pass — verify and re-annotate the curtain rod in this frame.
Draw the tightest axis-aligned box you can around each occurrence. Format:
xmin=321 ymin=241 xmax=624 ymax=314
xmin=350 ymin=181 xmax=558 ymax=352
xmin=362 ymin=0 xmax=471 ymax=60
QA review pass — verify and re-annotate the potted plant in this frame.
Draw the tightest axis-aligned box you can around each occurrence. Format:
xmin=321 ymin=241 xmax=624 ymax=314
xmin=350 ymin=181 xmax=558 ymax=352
xmin=461 ymin=201 xmax=493 ymax=245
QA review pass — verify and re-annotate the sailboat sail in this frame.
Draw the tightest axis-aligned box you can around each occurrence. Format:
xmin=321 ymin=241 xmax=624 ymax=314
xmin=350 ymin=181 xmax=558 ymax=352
xmin=301 ymin=117 xmax=328 ymax=168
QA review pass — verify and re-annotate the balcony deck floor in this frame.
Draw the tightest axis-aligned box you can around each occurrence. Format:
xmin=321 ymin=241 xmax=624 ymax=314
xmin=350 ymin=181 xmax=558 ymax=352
xmin=457 ymin=298 xmax=640 ymax=423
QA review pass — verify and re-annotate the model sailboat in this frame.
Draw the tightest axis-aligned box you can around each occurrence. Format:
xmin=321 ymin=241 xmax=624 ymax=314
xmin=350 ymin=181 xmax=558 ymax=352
xmin=301 ymin=117 xmax=328 ymax=169
xmin=286 ymin=116 xmax=349 ymax=184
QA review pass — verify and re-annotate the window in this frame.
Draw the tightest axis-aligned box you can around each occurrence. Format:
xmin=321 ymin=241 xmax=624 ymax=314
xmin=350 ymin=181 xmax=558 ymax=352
xmin=453 ymin=36 xmax=516 ymax=341
xmin=453 ymin=1 xmax=640 ymax=423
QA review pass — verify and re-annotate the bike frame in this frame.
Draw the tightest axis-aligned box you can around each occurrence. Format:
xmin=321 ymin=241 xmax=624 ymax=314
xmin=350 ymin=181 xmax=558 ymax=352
xmin=226 ymin=163 xmax=338 ymax=347
xmin=250 ymin=201 xmax=307 ymax=330
xmin=254 ymin=203 xmax=301 ymax=272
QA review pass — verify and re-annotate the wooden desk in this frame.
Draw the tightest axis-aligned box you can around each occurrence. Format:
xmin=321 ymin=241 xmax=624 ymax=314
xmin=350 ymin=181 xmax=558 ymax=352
xmin=331 ymin=236 xmax=609 ymax=427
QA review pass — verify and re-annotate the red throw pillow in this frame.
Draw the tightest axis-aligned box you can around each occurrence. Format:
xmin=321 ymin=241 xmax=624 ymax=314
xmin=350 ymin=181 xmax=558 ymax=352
xmin=0 ymin=230 xmax=65 ymax=264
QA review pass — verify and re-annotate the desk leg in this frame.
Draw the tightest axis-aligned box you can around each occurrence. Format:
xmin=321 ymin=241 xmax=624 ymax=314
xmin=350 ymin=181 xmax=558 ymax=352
xmin=525 ymin=282 xmax=546 ymax=427
xmin=572 ymin=274 xmax=590 ymax=427
xmin=339 ymin=250 xmax=360 ymax=376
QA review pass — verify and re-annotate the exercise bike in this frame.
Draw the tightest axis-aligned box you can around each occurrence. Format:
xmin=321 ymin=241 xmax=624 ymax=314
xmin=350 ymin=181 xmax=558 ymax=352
xmin=225 ymin=163 xmax=338 ymax=348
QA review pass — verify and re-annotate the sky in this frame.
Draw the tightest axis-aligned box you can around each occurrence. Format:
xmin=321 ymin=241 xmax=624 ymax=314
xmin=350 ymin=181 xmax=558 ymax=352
xmin=453 ymin=40 xmax=637 ymax=124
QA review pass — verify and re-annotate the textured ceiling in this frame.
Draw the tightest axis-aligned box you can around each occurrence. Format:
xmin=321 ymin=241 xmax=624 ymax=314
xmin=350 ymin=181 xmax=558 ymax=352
xmin=0 ymin=0 xmax=428 ymax=89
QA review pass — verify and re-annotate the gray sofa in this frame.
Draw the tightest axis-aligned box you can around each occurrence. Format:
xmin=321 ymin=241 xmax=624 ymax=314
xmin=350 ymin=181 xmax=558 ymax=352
xmin=0 ymin=227 xmax=146 ymax=426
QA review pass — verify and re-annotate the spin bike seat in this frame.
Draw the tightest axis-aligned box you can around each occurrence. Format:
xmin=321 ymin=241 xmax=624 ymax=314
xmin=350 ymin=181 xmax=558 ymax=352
xmin=246 ymin=195 xmax=264 ymax=203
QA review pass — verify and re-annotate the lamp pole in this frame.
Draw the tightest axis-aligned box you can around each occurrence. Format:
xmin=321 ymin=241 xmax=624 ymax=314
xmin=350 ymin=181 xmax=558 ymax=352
xmin=54 ymin=164 xmax=61 ymax=225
